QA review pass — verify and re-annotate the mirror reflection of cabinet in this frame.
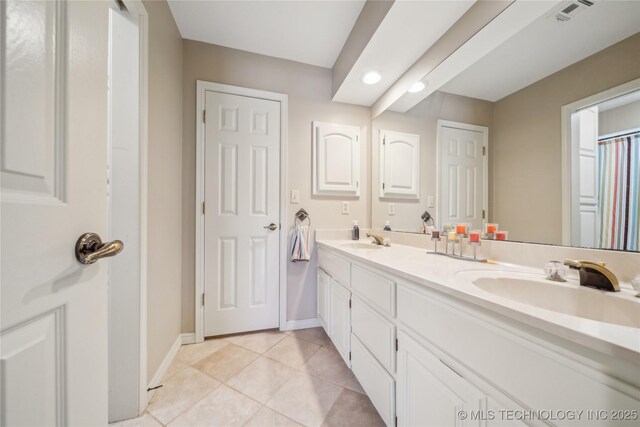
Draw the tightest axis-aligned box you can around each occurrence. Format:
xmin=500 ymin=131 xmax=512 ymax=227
xmin=312 ymin=121 xmax=360 ymax=197
xmin=379 ymin=130 xmax=420 ymax=199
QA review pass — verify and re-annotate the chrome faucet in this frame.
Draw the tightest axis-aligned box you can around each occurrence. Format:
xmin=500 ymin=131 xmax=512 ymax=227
xmin=366 ymin=232 xmax=386 ymax=246
xmin=564 ymin=260 xmax=620 ymax=292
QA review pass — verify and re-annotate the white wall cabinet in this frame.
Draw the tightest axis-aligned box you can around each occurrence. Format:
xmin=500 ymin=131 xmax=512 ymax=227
xmin=313 ymin=121 xmax=360 ymax=197
xmin=379 ymin=129 xmax=420 ymax=199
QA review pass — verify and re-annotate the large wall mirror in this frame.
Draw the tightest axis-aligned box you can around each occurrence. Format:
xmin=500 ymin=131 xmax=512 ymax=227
xmin=371 ymin=0 xmax=640 ymax=252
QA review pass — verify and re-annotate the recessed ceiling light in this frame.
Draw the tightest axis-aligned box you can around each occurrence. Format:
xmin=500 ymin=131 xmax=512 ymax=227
xmin=362 ymin=71 xmax=382 ymax=85
xmin=408 ymin=81 xmax=426 ymax=93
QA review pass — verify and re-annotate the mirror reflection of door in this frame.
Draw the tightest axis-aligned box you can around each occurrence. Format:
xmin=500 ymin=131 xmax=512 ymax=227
xmin=571 ymin=90 xmax=640 ymax=251
xmin=437 ymin=122 xmax=488 ymax=232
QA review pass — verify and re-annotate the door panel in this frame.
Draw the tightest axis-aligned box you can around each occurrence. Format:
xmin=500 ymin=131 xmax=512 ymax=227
xmin=329 ymin=279 xmax=351 ymax=366
xmin=204 ymin=91 xmax=281 ymax=336
xmin=1 ymin=1 xmax=110 ymax=425
xmin=440 ymin=126 xmax=486 ymax=230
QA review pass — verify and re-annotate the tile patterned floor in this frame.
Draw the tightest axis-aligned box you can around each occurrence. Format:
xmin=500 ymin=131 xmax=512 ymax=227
xmin=112 ymin=328 xmax=385 ymax=427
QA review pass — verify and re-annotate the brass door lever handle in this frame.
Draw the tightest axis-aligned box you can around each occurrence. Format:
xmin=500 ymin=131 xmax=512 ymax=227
xmin=75 ymin=232 xmax=124 ymax=265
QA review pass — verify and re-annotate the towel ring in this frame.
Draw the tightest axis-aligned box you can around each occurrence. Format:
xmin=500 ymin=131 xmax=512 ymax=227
xmin=295 ymin=208 xmax=311 ymax=226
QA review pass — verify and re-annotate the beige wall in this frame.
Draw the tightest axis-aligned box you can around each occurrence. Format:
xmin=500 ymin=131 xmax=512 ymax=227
xmin=181 ymin=40 xmax=371 ymax=332
xmin=144 ymin=0 xmax=183 ymax=379
xmin=599 ymin=99 xmax=640 ymax=137
xmin=372 ymin=91 xmax=493 ymax=232
xmin=492 ymin=32 xmax=640 ymax=245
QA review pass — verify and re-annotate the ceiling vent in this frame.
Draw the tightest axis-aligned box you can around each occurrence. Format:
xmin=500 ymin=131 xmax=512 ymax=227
xmin=547 ymin=0 xmax=594 ymax=23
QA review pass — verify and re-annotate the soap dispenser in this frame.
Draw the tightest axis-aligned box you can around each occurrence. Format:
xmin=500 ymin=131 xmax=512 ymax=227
xmin=352 ymin=220 xmax=360 ymax=240
xmin=383 ymin=221 xmax=391 ymax=231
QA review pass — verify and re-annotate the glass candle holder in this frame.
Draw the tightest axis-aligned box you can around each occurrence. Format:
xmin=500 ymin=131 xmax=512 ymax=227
xmin=469 ymin=230 xmax=481 ymax=243
xmin=455 ymin=223 xmax=468 ymax=236
xmin=495 ymin=230 xmax=508 ymax=241
xmin=430 ymin=230 xmax=441 ymax=253
xmin=485 ymin=223 xmax=498 ymax=238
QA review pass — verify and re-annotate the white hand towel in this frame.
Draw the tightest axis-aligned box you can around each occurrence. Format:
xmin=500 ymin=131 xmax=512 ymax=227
xmin=290 ymin=225 xmax=310 ymax=262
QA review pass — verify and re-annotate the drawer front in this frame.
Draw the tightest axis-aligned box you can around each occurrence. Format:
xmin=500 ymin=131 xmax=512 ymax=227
xmin=352 ymin=296 xmax=395 ymax=373
xmin=318 ymin=248 xmax=350 ymax=288
xmin=351 ymin=334 xmax=395 ymax=427
xmin=397 ymin=282 xmax=640 ymax=419
xmin=351 ymin=265 xmax=395 ymax=317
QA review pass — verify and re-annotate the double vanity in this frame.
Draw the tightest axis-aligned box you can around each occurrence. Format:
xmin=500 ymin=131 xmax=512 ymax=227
xmin=316 ymin=236 xmax=640 ymax=426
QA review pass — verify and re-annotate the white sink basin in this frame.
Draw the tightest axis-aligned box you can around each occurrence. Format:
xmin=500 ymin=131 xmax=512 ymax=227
xmin=455 ymin=270 xmax=640 ymax=328
xmin=340 ymin=242 xmax=384 ymax=250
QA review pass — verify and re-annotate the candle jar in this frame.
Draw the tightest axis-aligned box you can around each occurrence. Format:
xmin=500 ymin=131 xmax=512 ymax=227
xmin=469 ymin=230 xmax=481 ymax=244
xmin=495 ymin=230 xmax=508 ymax=241
xmin=455 ymin=223 xmax=468 ymax=236
xmin=485 ymin=223 xmax=498 ymax=239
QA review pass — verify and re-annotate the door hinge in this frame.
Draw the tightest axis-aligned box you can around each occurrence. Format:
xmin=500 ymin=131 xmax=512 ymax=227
xmin=348 ymin=351 xmax=351 ymax=361
xmin=395 ymin=338 xmax=399 ymax=351
xmin=395 ymin=416 xmax=398 ymax=427
xmin=201 ymin=293 xmax=205 ymax=306
xmin=382 ymin=182 xmax=385 ymax=190
xmin=349 ymin=299 xmax=352 ymax=309
xmin=202 ymin=201 xmax=206 ymax=215
xmin=482 ymin=209 xmax=486 ymax=219
xmin=356 ymin=135 xmax=359 ymax=142
xmin=203 ymin=110 xmax=207 ymax=123
xmin=383 ymin=136 xmax=386 ymax=145
xmin=482 ymin=146 xmax=486 ymax=156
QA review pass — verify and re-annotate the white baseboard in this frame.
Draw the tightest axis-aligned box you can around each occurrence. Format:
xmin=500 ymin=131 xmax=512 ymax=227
xmin=181 ymin=333 xmax=196 ymax=345
xmin=286 ymin=318 xmax=321 ymax=330
xmin=147 ymin=334 xmax=182 ymax=401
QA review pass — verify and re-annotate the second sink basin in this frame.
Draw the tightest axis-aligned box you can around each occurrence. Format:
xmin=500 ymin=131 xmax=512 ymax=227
xmin=455 ymin=270 xmax=640 ymax=328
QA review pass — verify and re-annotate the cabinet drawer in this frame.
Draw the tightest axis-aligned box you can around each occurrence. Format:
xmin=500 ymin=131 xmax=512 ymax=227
xmin=351 ymin=265 xmax=395 ymax=317
xmin=318 ymin=249 xmax=350 ymax=288
xmin=351 ymin=334 xmax=395 ymax=427
xmin=352 ymin=296 xmax=395 ymax=373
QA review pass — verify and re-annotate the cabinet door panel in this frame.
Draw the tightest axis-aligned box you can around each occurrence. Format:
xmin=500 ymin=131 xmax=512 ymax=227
xmin=351 ymin=334 xmax=395 ymax=427
xmin=397 ymin=331 xmax=483 ymax=427
xmin=313 ymin=121 xmax=360 ymax=196
xmin=317 ymin=268 xmax=331 ymax=333
xmin=329 ymin=279 xmax=351 ymax=366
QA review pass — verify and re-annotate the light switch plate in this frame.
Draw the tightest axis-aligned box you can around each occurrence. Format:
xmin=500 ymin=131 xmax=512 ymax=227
xmin=427 ymin=195 xmax=434 ymax=208
xmin=291 ymin=190 xmax=299 ymax=204
xmin=388 ymin=203 xmax=395 ymax=215
xmin=342 ymin=202 xmax=350 ymax=215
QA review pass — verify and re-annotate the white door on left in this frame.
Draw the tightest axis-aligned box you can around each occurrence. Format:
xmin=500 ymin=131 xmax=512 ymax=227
xmin=1 ymin=1 xmax=114 ymax=425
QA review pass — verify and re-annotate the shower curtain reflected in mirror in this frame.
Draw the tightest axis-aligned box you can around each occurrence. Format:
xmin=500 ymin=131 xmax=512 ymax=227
xmin=597 ymin=133 xmax=640 ymax=251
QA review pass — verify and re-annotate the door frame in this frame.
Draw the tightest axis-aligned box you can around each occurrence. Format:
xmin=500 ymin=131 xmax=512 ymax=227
xmin=435 ymin=120 xmax=489 ymax=229
xmin=195 ymin=81 xmax=289 ymax=343
xmin=107 ymin=0 xmax=149 ymax=415
xmin=560 ymin=77 xmax=640 ymax=246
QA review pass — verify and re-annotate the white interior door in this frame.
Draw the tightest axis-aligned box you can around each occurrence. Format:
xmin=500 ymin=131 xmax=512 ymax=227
xmin=204 ymin=91 xmax=281 ymax=336
xmin=571 ymin=107 xmax=599 ymax=247
xmin=1 ymin=1 xmax=112 ymax=425
xmin=439 ymin=124 xmax=487 ymax=230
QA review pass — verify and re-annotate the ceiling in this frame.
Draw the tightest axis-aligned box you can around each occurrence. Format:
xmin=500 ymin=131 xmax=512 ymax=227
xmin=441 ymin=1 xmax=640 ymax=102
xmin=167 ymin=0 xmax=365 ymax=68
xmin=332 ymin=0 xmax=475 ymax=107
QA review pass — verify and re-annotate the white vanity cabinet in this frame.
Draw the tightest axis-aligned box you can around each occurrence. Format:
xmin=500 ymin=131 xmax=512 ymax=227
xmin=317 ymin=245 xmax=640 ymax=427
xmin=317 ymin=249 xmax=352 ymax=366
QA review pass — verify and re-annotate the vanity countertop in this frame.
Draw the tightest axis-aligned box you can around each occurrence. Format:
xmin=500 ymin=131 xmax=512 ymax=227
xmin=317 ymin=239 xmax=640 ymax=365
